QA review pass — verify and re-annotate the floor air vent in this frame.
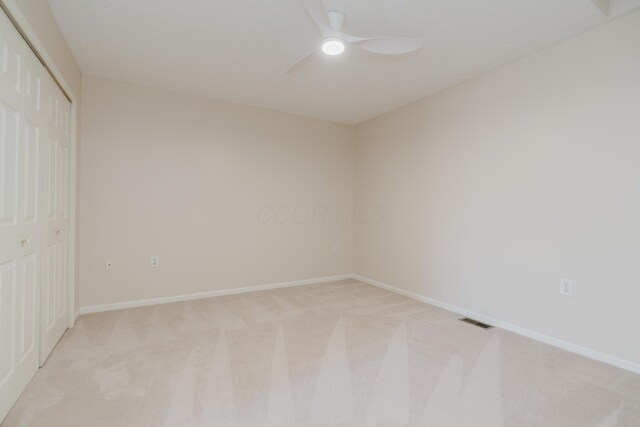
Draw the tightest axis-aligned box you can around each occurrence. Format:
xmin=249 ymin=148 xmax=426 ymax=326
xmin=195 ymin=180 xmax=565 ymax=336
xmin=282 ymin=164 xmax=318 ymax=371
xmin=460 ymin=318 xmax=494 ymax=330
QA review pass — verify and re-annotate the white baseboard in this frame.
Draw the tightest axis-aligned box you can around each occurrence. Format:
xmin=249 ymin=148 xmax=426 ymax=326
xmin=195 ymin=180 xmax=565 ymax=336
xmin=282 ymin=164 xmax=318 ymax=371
xmin=353 ymin=274 xmax=640 ymax=375
xmin=77 ymin=271 xmax=640 ymax=375
xmin=78 ymin=274 xmax=354 ymax=315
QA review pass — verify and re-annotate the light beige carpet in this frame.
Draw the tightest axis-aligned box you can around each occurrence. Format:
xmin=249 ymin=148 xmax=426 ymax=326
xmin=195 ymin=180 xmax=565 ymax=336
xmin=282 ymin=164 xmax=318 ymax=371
xmin=3 ymin=279 xmax=639 ymax=426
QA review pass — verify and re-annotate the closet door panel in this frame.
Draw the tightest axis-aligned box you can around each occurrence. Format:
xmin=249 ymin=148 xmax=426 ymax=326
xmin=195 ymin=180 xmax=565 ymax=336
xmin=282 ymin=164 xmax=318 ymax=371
xmin=39 ymin=73 xmax=69 ymax=365
xmin=19 ymin=252 xmax=37 ymax=359
xmin=0 ymin=8 xmax=70 ymax=419
xmin=22 ymin=122 xmax=39 ymax=222
xmin=20 ymin=49 xmax=44 ymax=370
xmin=0 ymin=20 xmax=21 ymax=402
xmin=0 ymin=262 xmax=16 ymax=386
xmin=0 ymin=10 xmax=43 ymax=422
xmin=42 ymin=244 xmax=55 ymax=331
xmin=0 ymin=99 xmax=18 ymax=228
xmin=0 ymin=39 xmax=19 ymax=227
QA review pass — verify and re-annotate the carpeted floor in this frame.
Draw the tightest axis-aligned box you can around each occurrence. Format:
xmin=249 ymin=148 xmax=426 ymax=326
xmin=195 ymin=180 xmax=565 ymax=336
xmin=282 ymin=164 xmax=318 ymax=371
xmin=3 ymin=279 xmax=639 ymax=426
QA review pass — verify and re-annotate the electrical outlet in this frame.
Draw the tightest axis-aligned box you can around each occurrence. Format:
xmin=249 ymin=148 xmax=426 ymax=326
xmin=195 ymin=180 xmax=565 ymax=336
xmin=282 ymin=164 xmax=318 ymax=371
xmin=560 ymin=279 xmax=573 ymax=297
xmin=105 ymin=259 xmax=114 ymax=271
xmin=332 ymin=244 xmax=340 ymax=255
xmin=151 ymin=256 xmax=159 ymax=267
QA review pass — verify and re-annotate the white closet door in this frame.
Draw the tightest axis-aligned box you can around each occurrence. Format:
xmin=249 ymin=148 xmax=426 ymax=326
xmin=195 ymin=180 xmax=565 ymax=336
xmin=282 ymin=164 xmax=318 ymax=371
xmin=0 ymin=10 xmax=43 ymax=421
xmin=39 ymin=68 xmax=70 ymax=365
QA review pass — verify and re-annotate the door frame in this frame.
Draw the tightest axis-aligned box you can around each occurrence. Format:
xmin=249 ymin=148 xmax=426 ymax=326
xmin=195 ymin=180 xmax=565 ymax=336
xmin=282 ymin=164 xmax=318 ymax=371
xmin=1 ymin=0 xmax=78 ymax=328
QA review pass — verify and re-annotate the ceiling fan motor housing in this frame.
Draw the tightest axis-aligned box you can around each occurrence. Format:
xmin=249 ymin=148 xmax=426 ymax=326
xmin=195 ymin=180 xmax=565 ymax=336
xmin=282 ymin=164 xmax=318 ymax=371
xmin=328 ymin=10 xmax=345 ymax=32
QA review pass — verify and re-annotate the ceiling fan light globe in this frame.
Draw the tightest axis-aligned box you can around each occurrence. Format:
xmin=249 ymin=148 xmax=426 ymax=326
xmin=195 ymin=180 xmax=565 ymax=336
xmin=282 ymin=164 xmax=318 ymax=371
xmin=322 ymin=38 xmax=345 ymax=55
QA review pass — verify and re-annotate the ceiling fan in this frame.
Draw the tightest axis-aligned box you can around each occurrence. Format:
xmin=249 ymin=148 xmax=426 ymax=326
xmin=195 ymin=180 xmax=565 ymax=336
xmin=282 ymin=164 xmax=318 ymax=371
xmin=287 ymin=0 xmax=423 ymax=73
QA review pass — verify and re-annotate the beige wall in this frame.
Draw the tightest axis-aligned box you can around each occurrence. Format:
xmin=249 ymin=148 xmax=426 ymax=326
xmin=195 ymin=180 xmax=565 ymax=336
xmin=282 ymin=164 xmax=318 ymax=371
xmin=355 ymin=10 xmax=640 ymax=365
xmin=79 ymin=75 xmax=354 ymax=307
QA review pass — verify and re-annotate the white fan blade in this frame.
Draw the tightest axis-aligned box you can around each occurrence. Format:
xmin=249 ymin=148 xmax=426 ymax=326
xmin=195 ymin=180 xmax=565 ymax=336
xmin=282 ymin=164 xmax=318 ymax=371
xmin=286 ymin=48 xmax=320 ymax=74
xmin=349 ymin=36 xmax=422 ymax=55
xmin=302 ymin=0 xmax=332 ymax=37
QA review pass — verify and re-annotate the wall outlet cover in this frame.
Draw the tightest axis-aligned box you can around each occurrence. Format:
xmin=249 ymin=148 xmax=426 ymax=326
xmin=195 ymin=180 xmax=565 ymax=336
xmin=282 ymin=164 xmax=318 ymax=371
xmin=560 ymin=279 xmax=573 ymax=297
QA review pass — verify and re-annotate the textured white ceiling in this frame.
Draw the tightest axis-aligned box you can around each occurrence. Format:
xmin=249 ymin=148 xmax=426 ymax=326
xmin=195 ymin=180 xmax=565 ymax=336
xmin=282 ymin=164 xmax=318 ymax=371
xmin=48 ymin=0 xmax=636 ymax=124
